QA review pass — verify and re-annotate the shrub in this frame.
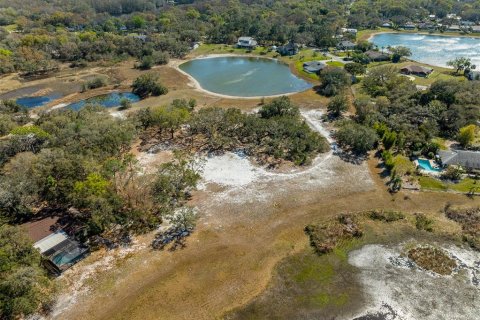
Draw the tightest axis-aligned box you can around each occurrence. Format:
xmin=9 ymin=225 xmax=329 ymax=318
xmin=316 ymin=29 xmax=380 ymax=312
xmin=118 ymin=98 xmax=132 ymax=110
xmin=132 ymin=73 xmax=168 ymax=98
xmin=82 ymin=76 xmax=107 ymax=91
xmin=441 ymin=166 xmax=463 ymax=181
xmin=415 ymin=213 xmax=434 ymax=232
xmin=368 ymin=210 xmax=405 ymax=222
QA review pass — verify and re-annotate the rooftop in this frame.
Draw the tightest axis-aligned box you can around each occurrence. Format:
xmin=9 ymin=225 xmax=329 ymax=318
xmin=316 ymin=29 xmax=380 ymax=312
xmin=438 ymin=150 xmax=480 ymax=170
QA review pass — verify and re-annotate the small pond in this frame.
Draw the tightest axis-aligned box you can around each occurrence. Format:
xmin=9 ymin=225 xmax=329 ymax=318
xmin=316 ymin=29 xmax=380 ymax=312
xmin=16 ymin=94 xmax=61 ymax=108
xmin=370 ymin=33 xmax=480 ymax=67
xmin=179 ymin=56 xmax=312 ymax=97
xmin=66 ymin=92 xmax=140 ymax=111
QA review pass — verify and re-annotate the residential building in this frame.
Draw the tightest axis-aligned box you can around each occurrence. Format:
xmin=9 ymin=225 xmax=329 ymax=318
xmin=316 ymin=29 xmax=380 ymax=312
xmin=438 ymin=150 xmax=480 ymax=171
xmin=237 ymin=37 xmax=258 ymax=49
xmin=303 ymin=61 xmax=327 ymax=74
xmin=336 ymin=40 xmax=356 ymax=50
xmin=365 ymin=50 xmax=390 ymax=62
xmin=400 ymin=65 xmax=433 ymax=77
xmin=277 ymin=41 xmax=299 ymax=56
xmin=467 ymin=70 xmax=480 ymax=81
xmin=23 ymin=216 xmax=89 ymax=275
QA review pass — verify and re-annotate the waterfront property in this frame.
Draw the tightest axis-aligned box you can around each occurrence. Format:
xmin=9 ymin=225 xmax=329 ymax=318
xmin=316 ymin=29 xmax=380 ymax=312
xmin=400 ymin=65 xmax=433 ymax=77
xmin=370 ymin=33 xmax=480 ymax=67
xmin=179 ymin=56 xmax=312 ymax=97
xmin=303 ymin=61 xmax=326 ymax=73
xmin=337 ymin=40 xmax=356 ymax=50
xmin=277 ymin=41 xmax=299 ymax=56
xmin=237 ymin=37 xmax=258 ymax=49
xmin=23 ymin=216 xmax=89 ymax=275
xmin=365 ymin=50 xmax=390 ymax=62
xmin=438 ymin=150 xmax=480 ymax=171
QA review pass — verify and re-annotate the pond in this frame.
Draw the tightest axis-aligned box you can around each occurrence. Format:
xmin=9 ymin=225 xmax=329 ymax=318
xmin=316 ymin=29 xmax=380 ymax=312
xmin=179 ymin=56 xmax=312 ymax=97
xmin=66 ymin=92 xmax=141 ymax=111
xmin=370 ymin=33 xmax=480 ymax=67
xmin=16 ymin=94 xmax=61 ymax=108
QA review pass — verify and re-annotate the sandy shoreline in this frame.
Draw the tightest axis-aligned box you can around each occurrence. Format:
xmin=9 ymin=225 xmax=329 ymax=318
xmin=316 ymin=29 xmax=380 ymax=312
xmin=169 ymin=54 xmax=314 ymax=100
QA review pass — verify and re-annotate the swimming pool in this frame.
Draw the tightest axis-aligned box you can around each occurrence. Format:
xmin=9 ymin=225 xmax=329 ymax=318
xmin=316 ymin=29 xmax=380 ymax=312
xmin=417 ymin=159 xmax=442 ymax=172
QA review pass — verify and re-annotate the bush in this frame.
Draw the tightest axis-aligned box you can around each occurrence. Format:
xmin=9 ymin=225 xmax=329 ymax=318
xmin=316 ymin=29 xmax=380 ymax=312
xmin=118 ymin=98 xmax=132 ymax=110
xmin=327 ymin=94 xmax=348 ymax=117
xmin=132 ymin=73 xmax=168 ymax=98
xmin=441 ymin=166 xmax=463 ymax=181
xmin=82 ymin=77 xmax=107 ymax=91
xmin=318 ymin=67 xmax=351 ymax=96
xmin=368 ymin=210 xmax=405 ymax=222
xmin=415 ymin=213 xmax=434 ymax=232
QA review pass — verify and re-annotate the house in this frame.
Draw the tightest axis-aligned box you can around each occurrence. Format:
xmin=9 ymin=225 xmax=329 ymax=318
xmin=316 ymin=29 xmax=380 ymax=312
xmin=402 ymin=22 xmax=416 ymax=30
xmin=237 ymin=37 xmax=257 ymax=49
xmin=429 ymin=14 xmax=436 ymax=20
xmin=341 ymin=28 xmax=358 ymax=34
xmin=447 ymin=25 xmax=461 ymax=31
xmin=336 ymin=40 xmax=356 ymax=50
xmin=277 ymin=41 xmax=299 ymax=56
xmin=471 ymin=26 xmax=480 ymax=33
xmin=365 ymin=50 xmax=390 ymax=62
xmin=438 ymin=150 xmax=480 ymax=171
xmin=303 ymin=61 xmax=327 ymax=74
xmin=381 ymin=22 xmax=392 ymax=28
xmin=23 ymin=216 xmax=89 ymax=275
xmin=460 ymin=20 xmax=475 ymax=26
xmin=418 ymin=23 xmax=436 ymax=30
xmin=400 ymin=65 xmax=433 ymax=77
xmin=467 ymin=70 xmax=480 ymax=80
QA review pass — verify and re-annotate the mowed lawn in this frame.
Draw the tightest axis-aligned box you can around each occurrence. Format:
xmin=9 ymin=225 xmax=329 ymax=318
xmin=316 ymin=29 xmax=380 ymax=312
xmin=419 ymin=176 xmax=480 ymax=193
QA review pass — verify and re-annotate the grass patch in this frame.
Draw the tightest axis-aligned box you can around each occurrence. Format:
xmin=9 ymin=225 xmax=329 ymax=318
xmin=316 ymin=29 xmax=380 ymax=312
xmin=450 ymin=178 xmax=480 ymax=193
xmin=415 ymin=213 xmax=434 ymax=232
xmin=445 ymin=206 xmax=480 ymax=250
xmin=293 ymin=256 xmax=335 ymax=284
xmin=418 ymin=176 xmax=448 ymax=191
xmin=326 ymin=61 xmax=344 ymax=67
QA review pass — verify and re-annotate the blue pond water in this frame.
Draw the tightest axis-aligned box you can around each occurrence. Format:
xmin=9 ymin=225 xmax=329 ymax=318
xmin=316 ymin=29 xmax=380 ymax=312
xmin=66 ymin=92 xmax=141 ymax=111
xmin=16 ymin=94 xmax=61 ymax=108
xmin=179 ymin=56 xmax=312 ymax=97
xmin=370 ymin=33 xmax=480 ymax=67
xmin=417 ymin=159 xmax=442 ymax=172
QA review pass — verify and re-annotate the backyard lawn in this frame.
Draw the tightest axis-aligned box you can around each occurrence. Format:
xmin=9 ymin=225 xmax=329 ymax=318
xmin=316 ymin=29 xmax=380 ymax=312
xmin=419 ymin=176 xmax=480 ymax=193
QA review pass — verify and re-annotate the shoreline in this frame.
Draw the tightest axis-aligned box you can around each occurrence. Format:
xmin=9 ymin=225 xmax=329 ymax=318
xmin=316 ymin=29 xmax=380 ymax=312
xmin=366 ymin=30 xmax=480 ymax=41
xmin=169 ymin=54 xmax=314 ymax=100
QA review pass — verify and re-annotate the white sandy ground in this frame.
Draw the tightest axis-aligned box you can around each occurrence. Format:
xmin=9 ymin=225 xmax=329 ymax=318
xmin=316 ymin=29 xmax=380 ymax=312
xmin=198 ymin=109 xmax=372 ymax=207
xmin=46 ymin=109 xmax=374 ymax=318
xmin=348 ymin=243 xmax=480 ymax=320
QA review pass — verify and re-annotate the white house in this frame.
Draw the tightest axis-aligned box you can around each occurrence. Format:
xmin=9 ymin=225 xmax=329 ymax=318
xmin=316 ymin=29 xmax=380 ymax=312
xmin=237 ymin=37 xmax=258 ymax=49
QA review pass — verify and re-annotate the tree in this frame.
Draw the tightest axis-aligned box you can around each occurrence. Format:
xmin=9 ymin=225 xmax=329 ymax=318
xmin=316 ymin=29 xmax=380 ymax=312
xmin=327 ymin=94 xmax=348 ymax=117
xmin=318 ymin=67 xmax=351 ymax=97
xmin=259 ymin=96 xmax=299 ymax=119
xmin=447 ymin=57 xmax=476 ymax=75
xmin=335 ymin=121 xmax=378 ymax=154
xmin=457 ymin=124 xmax=477 ymax=147
xmin=0 ymin=225 xmax=55 ymax=319
xmin=390 ymin=46 xmax=411 ymax=63
xmin=344 ymin=62 xmax=366 ymax=76
xmin=132 ymin=73 xmax=168 ymax=98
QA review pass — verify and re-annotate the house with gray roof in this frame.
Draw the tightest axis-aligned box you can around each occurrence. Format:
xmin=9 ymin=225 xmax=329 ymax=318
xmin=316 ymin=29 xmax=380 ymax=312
xmin=336 ymin=40 xmax=356 ymax=50
xmin=303 ymin=61 xmax=327 ymax=73
xmin=438 ymin=150 xmax=480 ymax=171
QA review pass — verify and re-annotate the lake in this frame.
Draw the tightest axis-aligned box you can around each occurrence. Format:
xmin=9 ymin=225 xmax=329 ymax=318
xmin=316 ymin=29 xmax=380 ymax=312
xmin=66 ymin=92 xmax=140 ymax=111
xmin=370 ymin=33 xmax=480 ymax=67
xmin=179 ymin=56 xmax=312 ymax=97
